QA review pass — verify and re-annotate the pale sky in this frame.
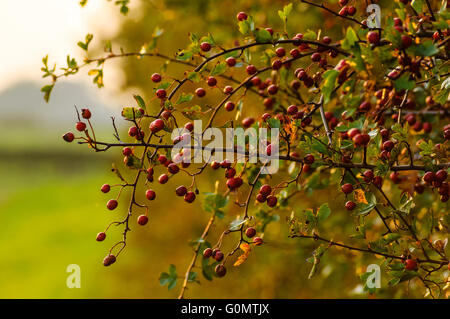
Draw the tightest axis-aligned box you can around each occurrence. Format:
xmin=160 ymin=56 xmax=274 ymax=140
xmin=0 ymin=0 xmax=129 ymax=99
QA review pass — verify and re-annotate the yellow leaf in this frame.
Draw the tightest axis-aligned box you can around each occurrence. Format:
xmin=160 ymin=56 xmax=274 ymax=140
xmin=354 ymin=189 xmax=368 ymax=204
xmin=233 ymin=243 xmax=251 ymax=267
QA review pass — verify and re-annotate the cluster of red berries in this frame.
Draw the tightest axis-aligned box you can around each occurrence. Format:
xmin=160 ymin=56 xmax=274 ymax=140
xmin=256 ymin=184 xmax=277 ymax=207
xmin=210 ymin=159 xmax=244 ymax=191
xmin=419 ymin=169 xmax=449 ymax=202
xmin=337 ymin=0 xmax=356 ymax=17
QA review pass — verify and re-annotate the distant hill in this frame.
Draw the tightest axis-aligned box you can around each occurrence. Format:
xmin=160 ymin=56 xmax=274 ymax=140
xmin=0 ymin=81 xmax=122 ymax=129
xmin=0 ymin=81 xmax=127 ymax=151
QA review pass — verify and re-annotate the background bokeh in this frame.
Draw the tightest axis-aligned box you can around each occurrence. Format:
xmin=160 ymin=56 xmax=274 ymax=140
xmin=0 ymin=0 xmax=428 ymax=298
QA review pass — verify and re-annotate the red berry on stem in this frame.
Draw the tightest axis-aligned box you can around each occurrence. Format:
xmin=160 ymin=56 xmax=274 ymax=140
xmin=151 ymin=73 xmax=161 ymax=83
xmin=63 ymin=132 xmax=75 ymax=142
xmin=367 ymin=31 xmax=380 ymax=44
xmin=146 ymin=189 xmax=156 ymax=200
xmin=137 ymin=215 xmax=148 ymax=225
xmin=106 ymin=199 xmax=118 ymax=210
xmin=215 ymin=264 xmax=226 ymax=277
xmin=304 ymin=154 xmax=315 ymax=165
xmin=195 ymin=87 xmax=206 ymax=97
xmin=103 ymin=254 xmax=116 ymax=266
xmin=101 ymin=184 xmax=111 ymax=193
xmin=81 ymin=108 xmax=91 ymax=119
xmin=156 ymin=89 xmax=167 ymax=99
xmin=76 ymin=122 xmax=86 ymax=131
xmin=176 ymin=185 xmax=187 ymax=197
xmin=259 ymin=184 xmax=272 ymax=196
xmin=345 ymin=201 xmax=356 ymax=211
xmin=226 ymin=57 xmax=236 ymax=67
xmin=237 ymin=11 xmax=248 ymax=21
xmin=266 ymin=195 xmax=277 ymax=207
xmin=158 ymin=174 xmax=169 ymax=184
xmin=275 ymin=47 xmax=286 ymax=57
xmin=150 ymin=119 xmax=165 ymax=133
xmin=184 ymin=191 xmax=196 ymax=203
xmin=207 ymin=76 xmax=217 ymax=87
xmin=203 ymin=248 xmax=213 ymax=258
xmin=200 ymin=42 xmax=211 ymax=52
xmin=96 ymin=232 xmax=106 ymax=241
xmin=253 ymin=237 xmax=263 ymax=245
xmin=405 ymin=259 xmax=418 ymax=270
xmin=245 ymin=227 xmax=256 ymax=238
xmin=341 ymin=183 xmax=353 ymax=194
xmin=122 ymin=147 xmax=132 ymax=156
xmin=225 ymin=101 xmax=235 ymax=112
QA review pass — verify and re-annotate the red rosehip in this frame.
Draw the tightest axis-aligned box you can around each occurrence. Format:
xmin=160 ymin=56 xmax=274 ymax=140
xmin=145 ymin=189 xmax=156 ymax=200
xmin=347 ymin=6 xmax=356 ymax=15
xmin=290 ymin=48 xmax=300 ymax=58
xmin=339 ymin=0 xmax=348 ymax=5
xmin=390 ymin=172 xmax=401 ymax=184
xmin=106 ymin=199 xmax=118 ymax=210
xmin=168 ymin=163 xmax=179 ymax=174
xmin=223 ymin=85 xmax=233 ymax=94
xmin=253 ymin=237 xmax=263 ymax=245
xmin=150 ymin=119 xmax=165 ymax=133
xmin=405 ymin=259 xmax=418 ymax=270
xmin=256 ymin=193 xmax=267 ymax=203
xmin=266 ymin=195 xmax=277 ymax=207
xmin=161 ymin=110 xmax=171 ymax=120
xmin=203 ymin=248 xmax=213 ymax=258
xmin=63 ymin=132 xmax=75 ymax=142
xmin=275 ymin=47 xmax=286 ymax=57
xmin=363 ymin=170 xmax=374 ymax=182
xmin=422 ymin=122 xmax=432 ymax=133
xmin=401 ymin=35 xmax=412 ymax=48
xmin=175 ymin=185 xmax=187 ymax=197
xmin=122 ymin=147 xmax=132 ymax=156
xmin=267 ymin=84 xmax=278 ymax=95
xmin=215 ymin=264 xmax=226 ymax=277
xmin=184 ymin=122 xmax=194 ymax=132
xmin=311 ymin=52 xmax=321 ymax=62
xmin=76 ymin=121 xmax=86 ymax=132
xmin=287 ymin=105 xmax=298 ymax=115
xmin=101 ymin=184 xmax=111 ymax=193
xmin=271 ymin=59 xmax=282 ymax=70
xmin=137 ymin=215 xmax=148 ymax=225
xmin=265 ymin=28 xmax=274 ymax=36
xmin=158 ymin=154 xmax=167 ymax=164
xmin=304 ymin=154 xmax=315 ymax=165
xmin=382 ymin=140 xmax=395 ymax=151
xmin=237 ymin=11 xmax=248 ymax=21
xmin=207 ymin=76 xmax=217 ymax=87
xmin=128 ymin=126 xmax=138 ymax=137
xmin=200 ymin=42 xmax=211 ymax=52
xmin=156 ymin=89 xmax=167 ymax=99
xmin=220 ymin=160 xmax=232 ymax=168
xmin=245 ymin=227 xmax=256 ymax=238
xmin=195 ymin=87 xmax=206 ymax=97
xmin=246 ymin=65 xmax=257 ymax=75
xmin=359 ymin=101 xmax=371 ymax=112
xmin=345 ymin=201 xmax=356 ymax=211
xmin=96 ymin=232 xmax=106 ymax=241
xmin=259 ymin=184 xmax=272 ymax=197
xmin=184 ymin=191 xmax=196 ymax=203
xmin=367 ymin=31 xmax=380 ymax=44
xmin=158 ymin=174 xmax=169 ymax=184
xmin=225 ymin=167 xmax=236 ymax=179
xmin=211 ymin=161 xmax=220 ymax=169
xmin=225 ymin=101 xmax=235 ymax=112
xmin=227 ymin=177 xmax=243 ymax=190
xmin=347 ymin=128 xmax=361 ymax=139
xmin=226 ymin=57 xmax=236 ymax=67
xmin=242 ymin=117 xmax=255 ymax=128
xmin=214 ymin=250 xmax=224 ymax=262
xmin=380 ymin=129 xmax=389 ymax=139
xmin=435 ymin=170 xmax=448 ymax=183
xmin=151 ymin=73 xmax=162 ymax=83
xmin=103 ymin=254 xmax=116 ymax=266
xmin=339 ymin=6 xmax=348 ymax=16
xmin=81 ymin=108 xmax=91 ymax=119
xmin=423 ymin=171 xmax=436 ymax=183
xmin=373 ymin=176 xmax=383 ymax=188
xmin=341 ymin=183 xmax=353 ymax=194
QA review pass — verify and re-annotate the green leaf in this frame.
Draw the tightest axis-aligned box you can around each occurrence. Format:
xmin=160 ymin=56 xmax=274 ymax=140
xmin=203 ymin=193 xmax=229 ymax=218
xmin=411 ymin=40 xmax=439 ymax=57
xmin=394 ymin=73 xmax=415 ymax=91
xmin=181 ymin=105 xmax=202 ymax=120
xmin=176 ymin=93 xmax=194 ymax=105
xmin=321 ymin=69 xmax=339 ymax=103
xmin=267 ymin=118 xmax=281 ymax=129
xmin=210 ymin=62 xmax=227 ymax=76
xmin=254 ymin=29 xmax=272 ymax=43
xmin=187 ymin=71 xmax=201 ymax=83
xmin=133 ymin=94 xmax=146 ymax=110
xmin=411 ymin=0 xmax=423 ymax=13
xmin=177 ymin=50 xmax=193 ymax=61
xmin=121 ymin=107 xmax=144 ymax=120
xmin=41 ymin=84 xmax=54 ymax=103
xmin=317 ymin=203 xmax=331 ymax=222
xmin=341 ymin=27 xmax=358 ymax=50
